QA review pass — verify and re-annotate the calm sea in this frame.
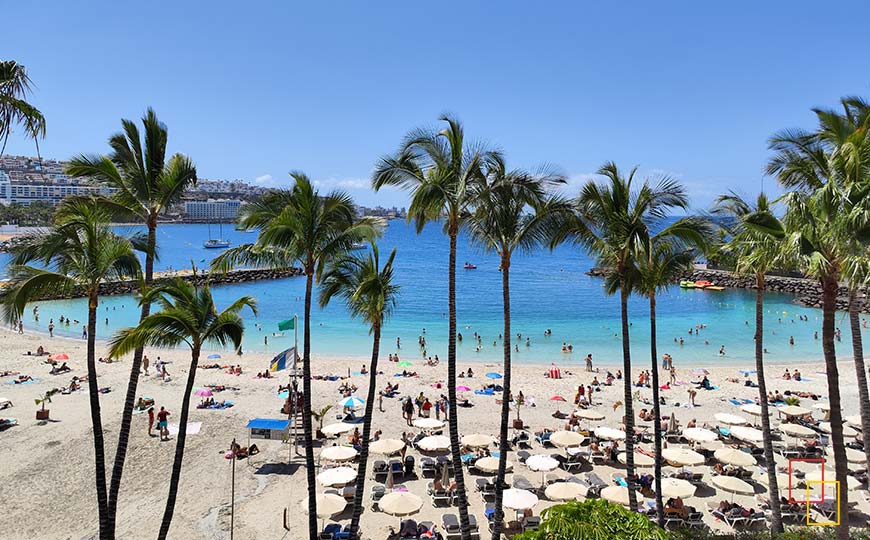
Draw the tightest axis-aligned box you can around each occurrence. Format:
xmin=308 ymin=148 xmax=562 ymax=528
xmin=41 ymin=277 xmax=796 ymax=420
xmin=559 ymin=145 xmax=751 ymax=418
xmin=2 ymin=222 xmax=860 ymax=367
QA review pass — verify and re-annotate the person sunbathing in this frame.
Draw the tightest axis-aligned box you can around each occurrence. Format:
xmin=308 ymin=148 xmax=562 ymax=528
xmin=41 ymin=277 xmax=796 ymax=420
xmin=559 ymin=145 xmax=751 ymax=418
xmin=50 ymin=362 xmax=70 ymax=375
xmin=13 ymin=375 xmax=33 ymax=384
xmin=0 ymin=370 xmax=19 ymax=377
xmin=230 ymin=441 xmax=259 ymax=459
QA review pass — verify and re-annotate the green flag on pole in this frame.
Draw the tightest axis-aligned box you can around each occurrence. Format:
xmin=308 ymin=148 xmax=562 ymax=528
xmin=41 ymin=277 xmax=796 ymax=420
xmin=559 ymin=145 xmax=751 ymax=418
xmin=278 ymin=318 xmax=295 ymax=331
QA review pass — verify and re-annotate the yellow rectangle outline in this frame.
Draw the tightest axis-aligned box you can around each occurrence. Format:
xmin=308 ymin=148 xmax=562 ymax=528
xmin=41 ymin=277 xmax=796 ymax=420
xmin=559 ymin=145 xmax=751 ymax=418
xmin=804 ymin=480 xmax=840 ymax=526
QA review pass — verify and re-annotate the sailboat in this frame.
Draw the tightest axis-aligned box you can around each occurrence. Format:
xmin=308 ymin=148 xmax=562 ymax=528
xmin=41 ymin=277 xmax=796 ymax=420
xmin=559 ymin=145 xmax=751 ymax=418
xmin=203 ymin=221 xmax=231 ymax=249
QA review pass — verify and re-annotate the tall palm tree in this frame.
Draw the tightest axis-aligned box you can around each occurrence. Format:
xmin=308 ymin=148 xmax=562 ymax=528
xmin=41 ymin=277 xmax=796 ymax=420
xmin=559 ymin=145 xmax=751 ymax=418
xmin=633 ymin=217 xmax=709 ymax=527
xmin=107 ymin=278 xmax=255 ymax=540
xmin=372 ymin=115 xmax=496 ymax=539
xmin=466 ymin=157 xmax=567 ymax=539
xmin=712 ymin=192 xmax=786 ymax=534
xmin=0 ymin=198 xmax=141 ymax=539
xmin=0 ymin=60 xmax=46 ymax=157
xmin=66 ymin=108 xmax=197 ymax=533
xmin=814 ymin=97 xmax=870 ymax=473
xmin=319 ymin=244 xmax=399 ymax=540
xmin=767 ymin=118 xmax=870 ymax=539
xmin=213 ymin=173 xmax=380 ymax=540
xmin=550 ymin=162 xmax=690 ymax=511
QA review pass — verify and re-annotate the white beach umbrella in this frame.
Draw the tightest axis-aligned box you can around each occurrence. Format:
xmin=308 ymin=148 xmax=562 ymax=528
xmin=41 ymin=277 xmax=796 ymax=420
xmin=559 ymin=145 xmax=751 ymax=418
xmin=321 ymin=446 xmax=358 ymax=462
xmin=740 ymin=404 xmax=765 ymax=417
xmin=715 ymin=413 xmax=749 ymax=426
xmin=302 ymin=493 xmax=347 ymax=518
xmin=827 ymin=446 xmax=865 ymax=464
xmin=412 ymin=418 xmax=444 ymax=430
xmin=338 ymin=396 xmax=365 ymax=409
xmin=594 ymin=427 xmax=626 ymax=441
xmin=321 ymin=423 xmax=355 ymax=436
xmin=601 ymin=485 xmax=643 ymax=507
xmin=617 ymin=452 xmax=655 ymax=468
xmin=379 ymin=491 xmax=423 ymax=517
xmin=574 ymin=409 xmax=606 ymax=421
xmin=417 ymin=435 xmax=450 ymax=452
xmin=714 ymin=448 xmax=756 ymax=467
xmin=711 ymin=475 xmax=754 ymax=495
xmin=780 ymin=423 xmax=816 ymax=439
xmin=683 ymin=427 xmax=718 ymax=443
xmin=503 ymin=488 xmax=539 ymax=511
xmin=845 ymin=415 xmax=862 ymax=428
xmin=550 ymin=430 xmax=586 ymax=447
xmin=475 ymin=456 xmax=512 ymax=474
xmin=777 ymin=405 xmax=811 ymax=417
xmin=545 ymin=481 xmax=584 ymax=501
xmin=369 ymin=438 xmax=405 ymax=455
xmin=461 ymin=433 xmax=494 ymax=448
xmin=317 ymin=466 xmax=357 ymax=487
xmin=662 ymin=447 xmax=705 ymax=467
xmin=658 ymin=477 xmax=696 ymax=498
xmin=818 ymin=422 xmax=858 ymax=438
xmin=526 ymin=454 xmax=560 ymax=472
xmin=730 ymin=426 xmax=764 ymax=443
xmin=806 ymin=469 xmax=862 ymax=490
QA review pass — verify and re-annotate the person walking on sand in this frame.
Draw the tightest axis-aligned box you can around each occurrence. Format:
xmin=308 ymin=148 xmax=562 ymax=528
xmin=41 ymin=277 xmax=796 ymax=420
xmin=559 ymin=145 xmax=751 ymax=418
xmin=585 ymin=353 xmax=593 ymax=372
xmin=48 ymin=321 xmax=54 ymax=337
xmin=82 ymin=325 xmax=87 ymax=339
xmin=17 ymin=320 xmax=23 ymax=334
xmin=147 ymin=407 xmax=155 ymax=437
xmin=142 ymin=354 xmax=150 ymax=375
xmin=687 ymin=388 xmax=697 ymax=407
xmin=157 ymin=406 xmax=170 ymax=441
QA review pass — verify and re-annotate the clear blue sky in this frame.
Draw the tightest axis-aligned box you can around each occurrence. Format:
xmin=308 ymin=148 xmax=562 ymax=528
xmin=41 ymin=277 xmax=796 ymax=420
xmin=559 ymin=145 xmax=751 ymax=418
xmin=4 ymin=1 xmax=869 ymax=208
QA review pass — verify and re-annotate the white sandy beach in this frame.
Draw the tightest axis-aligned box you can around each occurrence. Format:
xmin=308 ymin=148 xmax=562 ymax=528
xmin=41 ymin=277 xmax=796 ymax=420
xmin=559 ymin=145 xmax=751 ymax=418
xmin=0 ymin=327 xmax=867 ymax=539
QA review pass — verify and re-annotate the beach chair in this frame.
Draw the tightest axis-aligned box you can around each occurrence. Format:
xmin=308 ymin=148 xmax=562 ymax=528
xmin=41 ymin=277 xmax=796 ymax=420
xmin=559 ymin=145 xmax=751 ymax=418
xmin=442 ymin=513 xmax=461 ymax=540
xmin=320 ymin=523 xmax=342 ymax=540
xmin=686 ymin=511 xmax=704 ymax=529
xmin=420 ymin=457 xmax=437 ymax=478
xmin=512 ymin=475 xmax=535 ymax=491
xmin=432 ymin=488 xmax=452 ymax=507
xmin=370 ymin=484 xmax=385 ymax=511
xmin=389 ymin=459 xmax=404 ymax=480
xmin=372 ymin=460 xmax=388 ymax=481
xmin=522 ymin=516 xmax=541 ymax=531
xmin=562 ymin=454 xmax=585 ymax=473
xmin=404 ymin=455 xmax=416 ymax=476
xmin=584 ymin=472 xmax=607 ymax=497
xmin=516 ymin=450 xmax=531 ymax=463
xmin=544 ymin=473 xmax=560 ymax=485
xmin=663 ymin=508 xmax=684 ymax=529
xmin=535 ymin=432 xmax=554 ymax=447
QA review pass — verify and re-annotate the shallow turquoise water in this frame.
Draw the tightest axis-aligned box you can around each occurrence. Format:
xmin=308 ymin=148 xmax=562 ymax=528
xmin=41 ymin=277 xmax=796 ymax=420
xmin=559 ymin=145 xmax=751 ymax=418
xmin=7 ymin=222 xmax=865 ymax=366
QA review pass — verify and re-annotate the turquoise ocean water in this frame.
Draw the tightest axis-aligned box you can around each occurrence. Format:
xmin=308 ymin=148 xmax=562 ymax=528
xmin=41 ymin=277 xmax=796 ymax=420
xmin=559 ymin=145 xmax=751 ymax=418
xmin=2 ymin=221 xmax=863 ymax=366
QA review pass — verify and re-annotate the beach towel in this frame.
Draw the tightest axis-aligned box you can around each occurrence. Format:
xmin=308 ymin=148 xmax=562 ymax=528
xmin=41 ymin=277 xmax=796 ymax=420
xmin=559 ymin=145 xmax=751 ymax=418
xmin=729 ymin=399 xmax=742 ymax=406
xmin=615 ymin=476 xmax=628 ymax=487
xmin=474 ymin=389 xmax=494 ymax=396
xmin=741 ymin=399 xmax=753 ymax=404
xmin=168 ymin=421 xmax=202 ymax=436
xmin=0 ymin=418 xmax=18 ymax=429
xmin=7 ymin=378 xmax=39 ymax=385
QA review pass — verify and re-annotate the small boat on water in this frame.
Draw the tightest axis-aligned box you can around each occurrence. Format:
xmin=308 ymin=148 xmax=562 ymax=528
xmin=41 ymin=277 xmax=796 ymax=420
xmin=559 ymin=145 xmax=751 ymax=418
xmin=464 ymin=262 xmax=477 ymax=270
xmin=694 ymin=280 xmax=713 ymax=288
xmin=705 ymin=286 xmax=725 ymax=291
xmin=203 ymin=222 xmax=231 ymax=249
xmin=679 ymin=280 xmax=696 ymax=288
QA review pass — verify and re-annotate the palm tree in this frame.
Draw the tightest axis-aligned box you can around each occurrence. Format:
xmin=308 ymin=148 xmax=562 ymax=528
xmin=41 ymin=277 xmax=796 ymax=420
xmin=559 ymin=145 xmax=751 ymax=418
xmin=814 ymin=97 xmax=870 ymax=474
xmin=633 ymin=217 xmax=709 ymax=527
xmin=319 ymin=244 xmax=399 ymax=540
xmin=767 ymin=118 xmax=870 ymax=539
xmin=107 ymin=278 xmax=255 ymax=540
xmin=712 ymin=192 xmax=786 ymax=534
xmin=0 ymin=198 xmax=141 ymax=539
xmin=465 ymin=157 xmax=566 ymax=539
xmin=372 ymin=116 xmax=496 ymax=539
xmin=66 ymin=108 xmax=197 ymax=533
xmin=550 ymin=162 xmax=690 ymax=511
xmin=212 ymin=173 xmax=380 ymax=540
xmin=0 ymin=60 xmax=46 ymax=157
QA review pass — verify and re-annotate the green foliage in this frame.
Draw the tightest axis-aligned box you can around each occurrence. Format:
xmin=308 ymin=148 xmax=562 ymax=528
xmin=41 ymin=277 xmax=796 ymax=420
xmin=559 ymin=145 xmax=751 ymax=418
xmin=514 ymin=499 xmax=668 ymax=540
xmin=783 ymin=396 xmax=801 ymax=406
xmin=34 ymin=388 xmax=59 ymax=410
xmin=672 ymin=528 xmax=870 ymax=540
xmin=0 ymin=201 xmax=55 ymax=226
xmin=312 ymin=404 xmax=334 ymax=429
xmin=0 ymin=60 xmax=46 ymax=156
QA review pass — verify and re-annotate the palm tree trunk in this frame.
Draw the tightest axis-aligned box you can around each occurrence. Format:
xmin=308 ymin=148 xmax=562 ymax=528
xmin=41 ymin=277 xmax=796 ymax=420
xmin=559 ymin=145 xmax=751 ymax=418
xmin=648 ymin=292 xmax=663 ymax=527
xmin=821 ymin=276 xmax=849 ymax=540
xmin=447 ymin=228 xmax=471 ymax=540
xmin=620 ymin=279 xmax=637 ymax=510
xmin=157 ymin=346 xmax=200 ymax=540
xmin=491 ymin=256 xmax=511 ymax=540
xmin=302 ymin=270 xmax=319 ymax=540
xmin=848 ymin=288 xmax=870 ymax=474
xmin=755 ymin=275 xmax=782 ymax=534
xmin=348 ymin=323 xmax=380 ymax=540
xmin=86 ymin=290 xmax=110 ymax=539
xmin=108 ymin=217 xmax=156 ymax=532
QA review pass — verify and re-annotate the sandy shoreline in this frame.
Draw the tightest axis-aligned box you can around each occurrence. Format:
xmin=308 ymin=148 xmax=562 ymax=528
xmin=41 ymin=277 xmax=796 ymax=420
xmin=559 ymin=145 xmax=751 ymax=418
xmin=0 ymin=327 xmax=866 ymax=539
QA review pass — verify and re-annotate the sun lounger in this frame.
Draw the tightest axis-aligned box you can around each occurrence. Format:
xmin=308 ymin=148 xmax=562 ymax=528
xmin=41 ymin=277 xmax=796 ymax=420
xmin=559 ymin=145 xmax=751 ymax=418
xmin=516 ymin=450 xmax=531 ymax=463
xmin=512 ymin=475 xmax=535 ymax=491
xmin=522 ymin=516 xmax=541 ymax=531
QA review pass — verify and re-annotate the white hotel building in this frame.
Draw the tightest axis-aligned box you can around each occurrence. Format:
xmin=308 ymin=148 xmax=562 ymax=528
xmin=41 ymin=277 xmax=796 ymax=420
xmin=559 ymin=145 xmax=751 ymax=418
xmin=0 ymin=170 xmax=116 ymax=205
xmin=184 ymin=199 xmax=242 ymax=220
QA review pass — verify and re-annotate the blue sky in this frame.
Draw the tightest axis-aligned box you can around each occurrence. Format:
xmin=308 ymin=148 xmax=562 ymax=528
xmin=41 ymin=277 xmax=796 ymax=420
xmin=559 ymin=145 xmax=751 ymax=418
xmin=3 ymin=1 xmax=869 ymax=209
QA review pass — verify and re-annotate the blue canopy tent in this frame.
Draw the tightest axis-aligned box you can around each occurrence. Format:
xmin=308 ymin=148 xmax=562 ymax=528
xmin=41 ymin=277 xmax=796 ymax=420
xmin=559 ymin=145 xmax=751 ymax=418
xmin=246 ymin=418 xmax=291 ymax=441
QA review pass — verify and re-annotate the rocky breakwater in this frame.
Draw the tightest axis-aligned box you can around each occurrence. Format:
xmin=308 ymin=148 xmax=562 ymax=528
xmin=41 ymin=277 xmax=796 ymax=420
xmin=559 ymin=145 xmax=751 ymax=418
xmin=7 ymin=267 xmax=304 ymax=301
xmin=587 ymin=267 xmax=869 ymax=313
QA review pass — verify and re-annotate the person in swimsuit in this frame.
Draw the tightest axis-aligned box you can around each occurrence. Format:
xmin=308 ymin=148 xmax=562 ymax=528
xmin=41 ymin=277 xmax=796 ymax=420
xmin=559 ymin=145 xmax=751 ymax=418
xmin=157 ymin=406 xmax=170 ymax=441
